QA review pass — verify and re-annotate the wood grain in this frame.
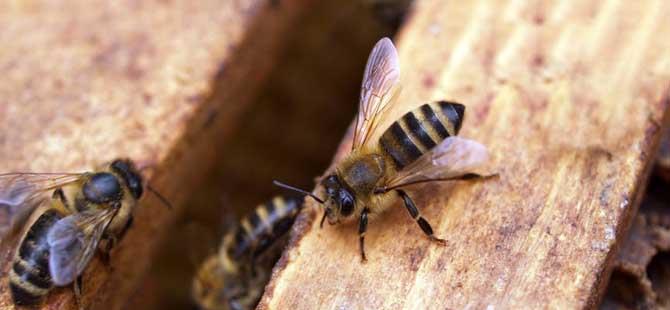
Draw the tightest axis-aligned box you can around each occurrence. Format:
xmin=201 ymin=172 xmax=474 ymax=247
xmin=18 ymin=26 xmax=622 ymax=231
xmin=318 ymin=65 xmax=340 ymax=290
xmin=261 ymin=1 xmax=670 ymax=309
xmin=0 ymin=0 xmax=307 ymax=309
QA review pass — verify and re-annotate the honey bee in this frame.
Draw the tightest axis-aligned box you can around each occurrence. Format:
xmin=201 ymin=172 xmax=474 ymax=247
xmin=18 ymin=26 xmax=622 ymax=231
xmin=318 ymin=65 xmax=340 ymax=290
xmin=192 ymin=195 xmax=304 ymax=310
xmin=274 ymin=37 xmax=492 ymax=261
xmin=0 ymin=159 xmax=169 ymax=307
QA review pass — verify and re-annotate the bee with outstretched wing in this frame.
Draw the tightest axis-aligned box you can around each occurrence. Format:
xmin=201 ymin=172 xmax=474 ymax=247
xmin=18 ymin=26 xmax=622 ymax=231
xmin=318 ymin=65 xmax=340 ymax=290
xmin=379 ymin=136 xmax=490 ymax=192
xmin=275 ymin=37 xmax=494 ymax=261
xmin=352 ymin=37 xmax=400 ymax=150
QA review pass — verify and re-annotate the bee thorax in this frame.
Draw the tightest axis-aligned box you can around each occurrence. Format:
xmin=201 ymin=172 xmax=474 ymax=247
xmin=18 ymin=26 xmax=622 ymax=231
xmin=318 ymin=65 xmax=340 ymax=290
xmin=339 ymin=153 xmax=385 ymax=195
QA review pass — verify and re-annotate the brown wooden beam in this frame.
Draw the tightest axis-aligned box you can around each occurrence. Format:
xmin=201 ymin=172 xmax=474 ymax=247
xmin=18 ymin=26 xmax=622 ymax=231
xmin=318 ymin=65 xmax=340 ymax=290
xmin=261 ymin=1 xmax=670 ymax=308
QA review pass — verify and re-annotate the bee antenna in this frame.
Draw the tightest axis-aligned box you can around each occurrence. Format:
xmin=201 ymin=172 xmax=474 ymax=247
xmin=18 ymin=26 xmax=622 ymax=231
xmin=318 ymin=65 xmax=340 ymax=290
xmin=147 ymin=184 xmax=173 ymax=209
xmin=273 ymin=180 xmax=325 ymax=204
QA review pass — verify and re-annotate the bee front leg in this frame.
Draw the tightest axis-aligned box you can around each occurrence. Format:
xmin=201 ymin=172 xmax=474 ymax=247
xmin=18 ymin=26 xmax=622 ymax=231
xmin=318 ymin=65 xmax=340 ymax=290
xmin=358 ymin=208 xmax=370 ymax=262
xmin=397 ymin=190 xmax=447 ymax=246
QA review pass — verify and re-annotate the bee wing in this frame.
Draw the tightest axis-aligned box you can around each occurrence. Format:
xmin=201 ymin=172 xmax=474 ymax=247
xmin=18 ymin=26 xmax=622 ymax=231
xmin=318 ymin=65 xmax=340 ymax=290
xmin=383 ymin=137 xmax=491 ymax=190
xmin=0 ymin=173 xmax=83 ymax=239
xmin=352 ymin=37 xmax=401 ymax=151
xmin=46 ymin=208 xmax=116 ymax=286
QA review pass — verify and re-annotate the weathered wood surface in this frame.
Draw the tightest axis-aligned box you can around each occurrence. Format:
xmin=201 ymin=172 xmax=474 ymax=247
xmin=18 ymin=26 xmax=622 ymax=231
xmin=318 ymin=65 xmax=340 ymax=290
xmin=261 ymin=1 xmax=670 ymax=309
xmin=0 ymin=1 xmax=307 ymax=309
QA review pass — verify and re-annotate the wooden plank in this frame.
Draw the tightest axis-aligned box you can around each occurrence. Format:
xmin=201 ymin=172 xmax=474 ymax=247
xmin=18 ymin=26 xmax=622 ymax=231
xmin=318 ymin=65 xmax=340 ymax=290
xmin=261 ymin=1 xmax=670 ymax=309
xmin=0 ymin=1 xmax=308 ymax=309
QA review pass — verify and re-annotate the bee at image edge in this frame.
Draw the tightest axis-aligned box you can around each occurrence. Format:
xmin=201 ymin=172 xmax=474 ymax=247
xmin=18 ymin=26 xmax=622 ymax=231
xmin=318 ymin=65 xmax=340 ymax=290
xmin=275 ymin=37 xmax=493 ymax=261
xmin=0 ymin=159 xmax=169 ymax=307
xmin=192 ymin=195 xmax=304 ymax=310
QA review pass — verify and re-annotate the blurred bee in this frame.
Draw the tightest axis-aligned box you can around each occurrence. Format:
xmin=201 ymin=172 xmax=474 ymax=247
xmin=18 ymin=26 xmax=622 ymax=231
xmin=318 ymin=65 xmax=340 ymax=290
xmin=0 ymin=159 xmax=169 ymax=307
xmin=275 ymin=37 xmax=492 ymax=261
xmin=192 ymin=195 xmax=304 ymax=310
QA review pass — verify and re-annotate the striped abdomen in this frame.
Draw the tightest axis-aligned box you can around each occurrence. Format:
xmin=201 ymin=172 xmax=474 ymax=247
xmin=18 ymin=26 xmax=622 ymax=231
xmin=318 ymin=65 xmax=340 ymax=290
xmin=10 ymin=209 xmax=64 ymax=306
xmin=227 ymin=196 xmax=304 ymax=260
xmin=379 ymin=101 xmax=464 ymax=169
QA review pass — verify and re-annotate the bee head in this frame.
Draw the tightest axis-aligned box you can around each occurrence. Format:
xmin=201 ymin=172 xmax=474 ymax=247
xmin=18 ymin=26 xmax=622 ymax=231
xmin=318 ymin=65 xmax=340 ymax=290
xmin=110 ymin=159 xmax=144 ymax=199
xmin=321 ymin=174 xmax=355 ymax=225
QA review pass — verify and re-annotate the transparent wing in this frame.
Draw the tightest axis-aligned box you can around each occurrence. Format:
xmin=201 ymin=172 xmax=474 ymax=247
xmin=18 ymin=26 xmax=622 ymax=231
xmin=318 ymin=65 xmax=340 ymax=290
xmin=383 ymin=137 xmax=491 ymax=190
xmin=46 ymin=208 xmax=116 ymax=286
xmin=0 ymin=173 xmax=83 ymax=239
xmin=352 ymin=37 xmax=401 ymax=151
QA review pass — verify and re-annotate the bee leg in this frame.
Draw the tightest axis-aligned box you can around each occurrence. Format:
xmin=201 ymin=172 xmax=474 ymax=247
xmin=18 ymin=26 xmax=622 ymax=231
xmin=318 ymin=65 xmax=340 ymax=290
xmin=98 ymin=236 xmax=117 ymax=270
xmin=397 ymin=190 xmax=447 ymax=246
xmin=53 ymin=188 xmax=70 ymax=208
xmin=319 ymin=211 xmax=327 ymax=228
xmin=73 ymin=275 xmax=83 ymax=310
xmin=98 ymin=216 xmax=131 ymax=269
xmin=358 ymin=208 xmax=370 ymax=262
xmin=118 ymin=215 xmax=134 ymax=240
xmin=98 ymin=244 xmax=112 ymax=269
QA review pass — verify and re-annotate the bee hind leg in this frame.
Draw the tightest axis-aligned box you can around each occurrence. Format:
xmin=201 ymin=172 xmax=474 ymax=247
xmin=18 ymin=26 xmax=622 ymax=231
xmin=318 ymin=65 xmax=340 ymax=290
xmin=358 ymin=208 xmax=370 ymax=263
xmin=98 ymin=216 xmax=133 ymax=269
xmin=396 ymin=190 xmax=447 ymax=246
xmin=117 ymin=215 xmax=134 ymax=240
xmin=97 ymin=236 xmax=117 ymax=270
xmin=73 ymin=275 xmax=84 ymax=310
xmin=97 ymin=239 xmax=113 ymax=267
